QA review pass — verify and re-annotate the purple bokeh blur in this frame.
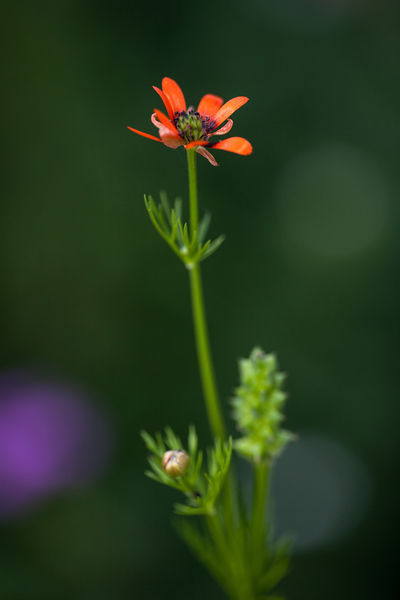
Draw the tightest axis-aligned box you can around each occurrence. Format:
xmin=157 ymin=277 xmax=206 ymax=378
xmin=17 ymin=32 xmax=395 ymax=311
xmin=0 ymin=371 xmax=112 ymax=519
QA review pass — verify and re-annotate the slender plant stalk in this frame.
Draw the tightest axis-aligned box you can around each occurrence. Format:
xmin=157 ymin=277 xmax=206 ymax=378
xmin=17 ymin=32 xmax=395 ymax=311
xmin=185 ymin=149 xmax=275 ymax=600
xmin=206 ymin=514 xmax=235 ymax=590
xmin=206 ymin=513 xmax=251 ymax=600
xmin=251 ymin=461 xmax=269 ymax=572
xmin=186 ymin=149 xmax=237 ymax=546
xmin=186 ymin=149 xmax=226 ymax=441
xmin=187 ymin=148 xmax=199 ymax=243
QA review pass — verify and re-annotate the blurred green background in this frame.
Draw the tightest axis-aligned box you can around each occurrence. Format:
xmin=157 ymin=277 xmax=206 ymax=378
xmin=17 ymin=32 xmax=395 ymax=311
xmin=1 ymin=0 xmax=399 ymax=598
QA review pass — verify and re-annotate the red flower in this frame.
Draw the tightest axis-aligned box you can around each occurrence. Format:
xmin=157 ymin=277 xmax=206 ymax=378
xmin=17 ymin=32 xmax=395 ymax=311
xmin=128 ymin=77 xmax=252 ymax=166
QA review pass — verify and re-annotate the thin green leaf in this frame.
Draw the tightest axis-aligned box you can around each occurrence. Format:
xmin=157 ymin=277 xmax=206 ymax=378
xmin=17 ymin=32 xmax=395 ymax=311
xmin=170 ymin=209 xmax=178 ymax=243
xmin=164 ymin=426 xmax=183 ymax=450
xmin=258 ymin=556 xmax=290 ymax=591
xmin=140 ymin=430 xmax=159 ymax=454
xmin=197 ymin=212 xmax=212 ymax=244
xmin=159 ymin=190 xmax=171 ymax=220
xmin=188 ymin=425 xmax=198 ymax=456
xmin=174 ymin=197 xmax=182 ymax=221
xmin=174 ymin=520 xmax=233 ymax=596
xmin=182 ymin=222 xmax=190 ymax=248
xmin=176 ymin=219 xmax=185 ymax=247
xmin=201 ymin=235 xmax=226 ymax=260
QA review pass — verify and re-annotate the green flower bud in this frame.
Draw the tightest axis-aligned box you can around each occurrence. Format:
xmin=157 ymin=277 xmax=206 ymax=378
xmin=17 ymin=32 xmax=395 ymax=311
xmin=232 ymin=347 xmax=294 ymax=462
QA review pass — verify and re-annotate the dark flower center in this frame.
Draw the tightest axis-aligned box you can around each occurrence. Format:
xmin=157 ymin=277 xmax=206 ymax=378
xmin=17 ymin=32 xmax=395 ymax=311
xmin=174 ymin=107 xmax=216 ymax=143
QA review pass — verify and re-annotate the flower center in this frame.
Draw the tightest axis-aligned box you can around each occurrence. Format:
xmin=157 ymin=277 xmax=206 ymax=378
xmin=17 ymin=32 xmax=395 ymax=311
xmin=174 ymin=107 xmax=216 ymax=143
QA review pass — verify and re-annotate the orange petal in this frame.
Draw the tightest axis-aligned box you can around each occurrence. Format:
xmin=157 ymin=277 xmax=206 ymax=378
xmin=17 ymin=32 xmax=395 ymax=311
xmin=151 ymin=113 xmax=163 ymax=128
xmin=159 ymin=126 xmax=185 ymax=148
xmin=153 ymin=86 xmax=174 ymax=120
xmin=197 ymin=94 xmax=223 ymax=117
xmin=153 ymin=109 xmax=179 ymax=135
xmin=162 ymin=77 xmax=186 ymax=113
xmin=196 ymin=146 xmax=219 ymax=166
xmin=213 ymin=97 xmax=249 ymax=127
xmin=185 ymin=140 xmax=208 ymax=149
xmin=211 ymin=137 xmax=252 ymax=155
xmin=213 ymin=119 xmax=233 ymax=136
xmin=127 ymin=126 xmax=161 ymax=142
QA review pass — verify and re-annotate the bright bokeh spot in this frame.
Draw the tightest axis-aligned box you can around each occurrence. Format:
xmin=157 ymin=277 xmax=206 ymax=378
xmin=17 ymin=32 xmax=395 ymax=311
xmin=272 ymin=433 xmax=371 ymax=551
xmin=0 ymin=372 xmax=112 ymax=519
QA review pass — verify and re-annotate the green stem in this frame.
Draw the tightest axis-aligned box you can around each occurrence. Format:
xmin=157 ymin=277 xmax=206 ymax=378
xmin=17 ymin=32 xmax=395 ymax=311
xmin=206 ymin=514 xmax=233 ymax=575
xmin=206 ymin=514 xmax=249 ymax=600
xmin=250 ymin=461 xmax=269 ymax=571
xmin=186 ymin=149 xmax=226 ymax=441
xmin=186 ymin=150 xmax=244 ymax=597
xmin=189 ymin=265 xmax=226 ymax=439
xmin=187 ymin=148 xmax=199 ymax=241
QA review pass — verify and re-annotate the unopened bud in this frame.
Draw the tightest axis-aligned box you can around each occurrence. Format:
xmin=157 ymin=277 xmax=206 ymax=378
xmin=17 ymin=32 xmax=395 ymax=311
xmin=161 ymin=450 xmax=190 ymax=477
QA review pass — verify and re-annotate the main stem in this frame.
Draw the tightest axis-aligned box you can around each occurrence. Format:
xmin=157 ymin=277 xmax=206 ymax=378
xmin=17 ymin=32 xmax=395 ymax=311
xmin=186 ymin=149 xmax=226 ymax=441
xmin=250 ymin=461 xmax=269 ymax=572
xmin=185 ymin=149 xmax=263 ymax=600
